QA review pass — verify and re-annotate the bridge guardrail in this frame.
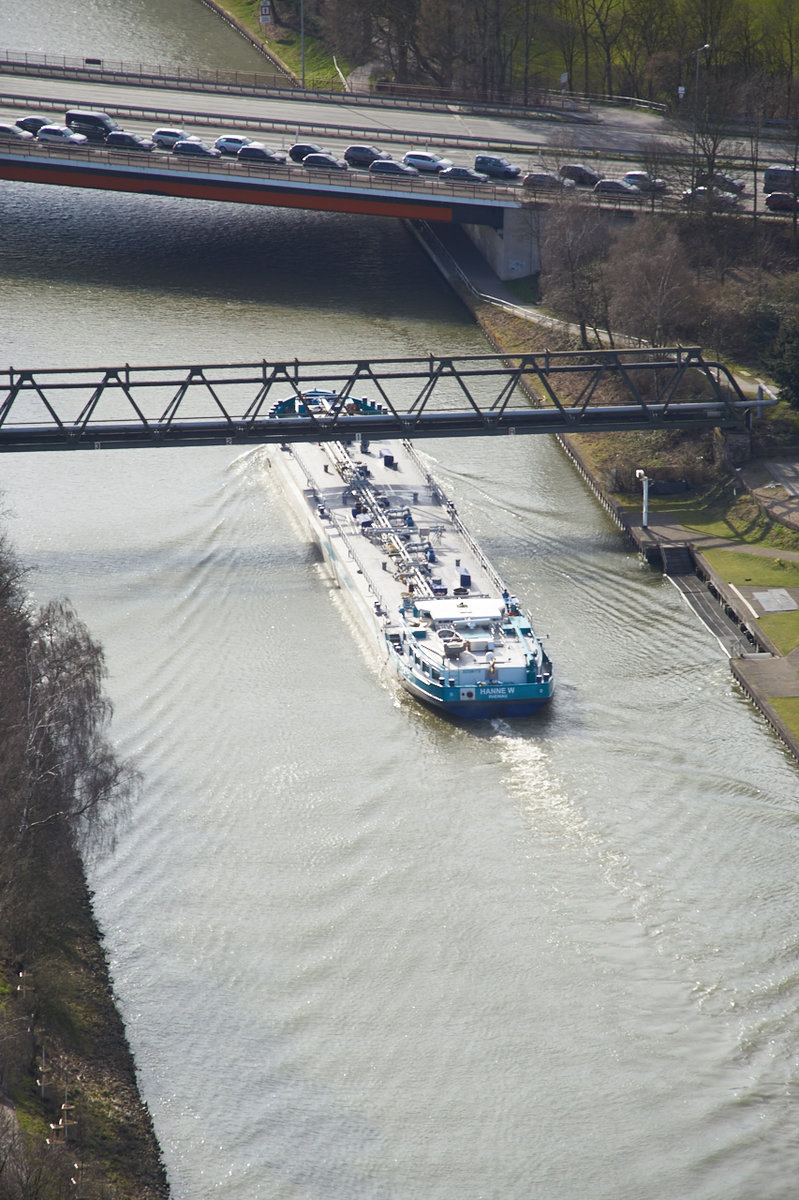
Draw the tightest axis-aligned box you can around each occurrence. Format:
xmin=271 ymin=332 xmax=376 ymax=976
xmin=0 ymin=47 xmax=595 ymax=123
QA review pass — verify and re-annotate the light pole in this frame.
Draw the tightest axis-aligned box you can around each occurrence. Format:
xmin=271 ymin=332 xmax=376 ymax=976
xmin=635 ymin=469 xmax=650 ymax=529
xmin=300 ymin=0 xmax=305 ymax=89
xmin=691 ymin=43 xmax=710 ymax=193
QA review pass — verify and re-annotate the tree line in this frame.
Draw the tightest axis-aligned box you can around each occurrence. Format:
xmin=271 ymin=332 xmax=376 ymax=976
xmin=272 ymin=0 xmax=799 ymax=117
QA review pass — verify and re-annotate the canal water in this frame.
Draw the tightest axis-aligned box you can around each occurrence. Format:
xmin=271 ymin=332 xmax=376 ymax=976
xmin=1 ymin=7 xmax=799 ymax=1199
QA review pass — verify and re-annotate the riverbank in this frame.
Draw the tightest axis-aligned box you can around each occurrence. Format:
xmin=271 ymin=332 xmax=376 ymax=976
xmin=0 ymin=586 xmax=169 ymax=1198
xmin=409 ymin=218 xmax=799 ymax=768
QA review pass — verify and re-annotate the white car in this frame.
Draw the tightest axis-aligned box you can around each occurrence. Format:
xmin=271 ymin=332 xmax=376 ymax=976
xmin=36 ymin=124 xmax=88 ymax=146
xmin=402 ymin=151 xmax=454 ymax=173
xmin=214 ymin=134 xmax=252 ymax=156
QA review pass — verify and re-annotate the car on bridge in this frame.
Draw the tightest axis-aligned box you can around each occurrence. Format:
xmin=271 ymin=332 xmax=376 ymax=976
xmin=36 ymin=124 xmax=88 ymax=146
xmin=289 ymin=142 xmax=325 ymax=163
xmin=474 ymin=154 xmax=521 ymax=180
xmin=152 ymin=127 xmax=188 ymax=149
xmin=439 ymin=165 xmax=490 ymax=184
xmin=697 ymin=170 xmax=745 ymax=194
xmin=15 ymin=115 xmax=51 ymax=136
xmin=369 ymin=159 xmax=419 ymax=177
xmin=173 ymin=139 xmax=222 ymax=158
xmin=0 ymin=123 xmax=33 ymax=142
xmin=559 ymin=163 xmax=604 ymax=186
xmin=765 ymin=191 xmax=799 ymax=213
xmin=236 ymin=142 xmax=287 ymax=166
xmin=522 ymin=171 xmax=574 ymax=192
xmin=105 ymin=130 xmax=155 ymax=152
xmin=303 ymin=152 xmax=348 ymax=171
xmin=593 ymin=178 xmax=641 ymax=198
xmin=402 ymin=151 xmax=453 ymax=173
xmin=622 ymin=170 xmax=666 ymax=193
xmin=682 ymin=185 xmax=739 ymax=210
xmin=344 ymin=144 xmax=391 ymax=168
xmin=214 ymin=134 xmax=253 ymax=156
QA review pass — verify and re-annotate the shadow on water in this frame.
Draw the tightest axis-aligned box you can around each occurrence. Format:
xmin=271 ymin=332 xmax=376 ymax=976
xmin=0 ymin=185 xmax=461 ymax=320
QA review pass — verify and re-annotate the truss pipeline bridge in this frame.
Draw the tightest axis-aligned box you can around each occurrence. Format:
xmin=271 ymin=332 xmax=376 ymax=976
xmin=0 ymin=348 xmax=767 ymax=453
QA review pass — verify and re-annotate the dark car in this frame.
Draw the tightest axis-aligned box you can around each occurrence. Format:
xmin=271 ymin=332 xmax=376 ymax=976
xmin=696 ymin=171 xmax=745 ymax=194
xmin=439 ymin=166 xmax=490 ymax=184
xmin=0 ymin=123 xmax=34 ymax=142
xmin=105 ymin=130 xmax=155 ymax=152
xmin=288 ymin=142 xmax=324 ymax=163
xmin=237 ymin=142 xmax=287 ymax=165
xmin=559 ymin=163 xmax=604 ymax=186
xmin=765 ymin=191 xmax=799 ymax=212
xmin=16 ymin=115 xmax=52 ymax=136
xmin=474 ymin=154 xmax=521 ymax=180
xmin=369 ymin=159 xmax=419 ymax=176
xmin=64 ymin=110 xmax=120 ymax=141
xmin=522 ymin=171 xmax=574 ymax=191
xmin=303 ymin=152 xmax=348 ymax=171
xmin=172 ymin=139 xmax=222 ymax=158
xmin=344 ymin=144 xmax=391 ymax=168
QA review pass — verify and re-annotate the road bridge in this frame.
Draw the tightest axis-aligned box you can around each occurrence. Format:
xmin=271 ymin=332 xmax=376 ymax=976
xmin=0 ymin=349 xmax=767 ymax=453
xmin=0 ymin=140 xmax=514 ymax=226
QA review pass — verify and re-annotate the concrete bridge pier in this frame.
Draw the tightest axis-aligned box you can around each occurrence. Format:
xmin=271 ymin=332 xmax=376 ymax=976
xmin=463 ymin=207 xmax=543 ymax=282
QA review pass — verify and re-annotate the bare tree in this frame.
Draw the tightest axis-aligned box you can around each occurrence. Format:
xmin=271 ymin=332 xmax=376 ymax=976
xmin=603 ymin=219 xmax=695 ymax=344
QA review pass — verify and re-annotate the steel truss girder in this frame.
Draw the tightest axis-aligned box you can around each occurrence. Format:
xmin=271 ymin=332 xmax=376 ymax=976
xmin=0 ymin=348 xmax=756 ymax=452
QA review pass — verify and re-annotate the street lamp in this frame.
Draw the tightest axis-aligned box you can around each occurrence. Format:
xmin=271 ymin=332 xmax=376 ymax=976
xmin=691 ymin=43 xmax=710 ymax=193
xmin=300 ymin=0 xmax=305 ymax=88
xmin=635 ymin=469 xmax=650 ymax=529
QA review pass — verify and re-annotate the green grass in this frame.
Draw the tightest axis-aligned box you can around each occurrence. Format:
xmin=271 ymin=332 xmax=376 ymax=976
xmin=769 ymin=696 xmax=799 ymax=742
xmin=702 ymin=547 xmax=799 ymax=655
xmin=759 ymin=610 xmax=799 ymax=654
xmin=702 ymin=548 xmax=799 ymax=587
xmin=217 ymin=0 xmax=348 ymax=89
xmin=654 ymin=484 xmax=799 ymax=552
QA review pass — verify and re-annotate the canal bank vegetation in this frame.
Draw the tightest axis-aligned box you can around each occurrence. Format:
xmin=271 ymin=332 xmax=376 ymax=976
xmin=0 ymin=539 xmax=168 ymax=1199
xmin=223 ymin=0 xmax=799 ymax=117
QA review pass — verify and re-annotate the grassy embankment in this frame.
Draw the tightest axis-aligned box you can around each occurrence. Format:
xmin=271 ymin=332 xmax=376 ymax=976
xmin=217 ymin=0 xmax=350 ymax=88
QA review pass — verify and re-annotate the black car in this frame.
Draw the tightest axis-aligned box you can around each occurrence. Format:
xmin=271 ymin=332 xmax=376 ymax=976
xmin=369 ymin=159 xmax=419 ymax=176
xmin=172 ymin=139 xmax=222 ymax=158
xmin=344 ymin=144 xmax=391 ymax=168
xmin=15 ymin=115 xmax=51 ymax=136
xmin=303 ymin=152 xmax=348 ymax=171
xmin=105 ymin=130 xmax=155 ymax=152
xmin=474 ymin=154 xmax=521 ymax=180
xmin=559 ymin=163 xmax=604 ymax=187
xmin=765 ymin=191 xmax=799 ymax=212
xmin=288 ymin=142 xmax=324 ymax=163
xmin=237 ymin=142 xmax=287 ymax=165
xmin=522 ymin=171 xmax=573 ymax=191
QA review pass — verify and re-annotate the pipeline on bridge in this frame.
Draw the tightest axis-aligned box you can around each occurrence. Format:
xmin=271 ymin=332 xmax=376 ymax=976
xmin=0 ymin=348 xmax=764 ymax=451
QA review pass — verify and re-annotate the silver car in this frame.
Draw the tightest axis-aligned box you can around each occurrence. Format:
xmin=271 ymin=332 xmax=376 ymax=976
xmin=36 ymin=124 xmax=88 ymax=146
xmin=402 ymin=151 xmax=454 ymax=173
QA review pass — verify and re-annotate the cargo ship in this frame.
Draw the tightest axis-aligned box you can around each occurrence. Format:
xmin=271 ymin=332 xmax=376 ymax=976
xmin=266 ymin=391 xmax=554 ymax=718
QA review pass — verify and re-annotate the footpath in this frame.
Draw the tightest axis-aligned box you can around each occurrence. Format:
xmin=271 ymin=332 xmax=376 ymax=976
xmin=410 ymin=219 xmax=799 ymax=765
